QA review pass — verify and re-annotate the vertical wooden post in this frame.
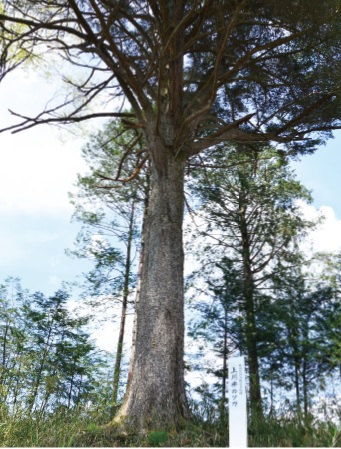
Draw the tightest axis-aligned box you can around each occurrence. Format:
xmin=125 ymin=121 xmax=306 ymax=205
xmin=228 ymin=356 xmax=248 ymax=448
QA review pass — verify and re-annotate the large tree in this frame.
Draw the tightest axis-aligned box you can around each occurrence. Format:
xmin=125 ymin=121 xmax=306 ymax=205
xmin=1 ymin=0 xmax=341 ymax=430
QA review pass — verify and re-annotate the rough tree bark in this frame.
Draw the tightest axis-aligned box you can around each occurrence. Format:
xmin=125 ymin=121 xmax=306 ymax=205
xmin=116 ymin=146 xmax=189 ymax=429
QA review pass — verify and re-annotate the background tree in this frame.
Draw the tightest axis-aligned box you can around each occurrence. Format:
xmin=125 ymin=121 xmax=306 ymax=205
xmin=269 ymin=253 xmax=341 ymax=419
xmin=1 ymin=0 xmax=341 ymax=429
xmin=0 ymin=279 xmax=109 ymax=418
xmin=68 ymin=118 xmax=149 ymax=415
xmin=187 ymin=259 xmax=243 ymax=424
xmin=0 ymin=277 xmax=31 ymax=415
xmin=24 ymin=289 xmax=97 ymax=414
xmin=187 ymin=145 xmax=313 ymax=419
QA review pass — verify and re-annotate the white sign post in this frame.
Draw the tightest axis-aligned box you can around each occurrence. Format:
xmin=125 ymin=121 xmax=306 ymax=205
xmin=228 ymin=356 xmax=247 ymax=448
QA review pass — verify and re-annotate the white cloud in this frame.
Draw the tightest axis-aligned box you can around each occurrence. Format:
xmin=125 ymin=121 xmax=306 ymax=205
xmin=299 ymin=202 xmax=341 ymax=253
xmin=0 ymin=128 xmax=87 ymax=215
xmin=0 ymin=68 xmax=92 ymax=217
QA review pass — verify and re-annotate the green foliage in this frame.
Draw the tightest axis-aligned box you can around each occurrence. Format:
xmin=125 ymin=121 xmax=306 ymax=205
xmin=147 ymin=430 xmax=169 ymax=446
xmin=0 ymin=269 xmax=339 ymax=447
xmin=264 ymin=253 xmax=341 ymax=415
xmin=0 ymin=278 xmax=113 ymax=420
xmin=1 ymin=0 xmax=341 ymax=151
xmin=186 ymin=145 xmax=341 ymax=422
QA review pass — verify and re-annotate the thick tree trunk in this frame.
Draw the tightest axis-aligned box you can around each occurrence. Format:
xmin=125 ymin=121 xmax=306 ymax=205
xmin=115 ymin=149 xmax=189 ymax=430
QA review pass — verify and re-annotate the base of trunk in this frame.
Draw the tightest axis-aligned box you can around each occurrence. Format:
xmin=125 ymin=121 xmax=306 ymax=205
xmin=114 ymin=392 xmax=190 ymax=432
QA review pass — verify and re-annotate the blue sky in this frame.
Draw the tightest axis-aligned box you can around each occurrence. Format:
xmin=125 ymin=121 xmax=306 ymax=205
xmin=1 ymin=68 xmax=341 ymax=297
xmin=0 ymin=70 xmax=93 ymax=295
xmin=291 ymin=131 xmax=341 ymax=217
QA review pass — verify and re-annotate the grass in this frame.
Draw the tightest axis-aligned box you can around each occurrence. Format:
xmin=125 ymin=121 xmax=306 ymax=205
xmin=248 ymin=413 xmax=341 ymax=447
xmin=0 ymin=407 xmax=340 ymax=447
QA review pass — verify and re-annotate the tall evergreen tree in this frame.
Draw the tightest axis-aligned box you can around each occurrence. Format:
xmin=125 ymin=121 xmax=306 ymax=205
xmin=187 ymin=146 xmax=313 ymax=418
xmin=1 ymin=1 xmax=341 ymax=428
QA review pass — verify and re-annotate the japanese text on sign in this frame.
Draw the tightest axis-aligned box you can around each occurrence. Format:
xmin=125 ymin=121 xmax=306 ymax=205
xmin=228 ymin=356 xmax=247 ymax=448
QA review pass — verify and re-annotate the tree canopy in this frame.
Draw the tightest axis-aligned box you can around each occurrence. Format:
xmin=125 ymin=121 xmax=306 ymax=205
xmin=1 ymin=0 xmax=340 ymax=152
